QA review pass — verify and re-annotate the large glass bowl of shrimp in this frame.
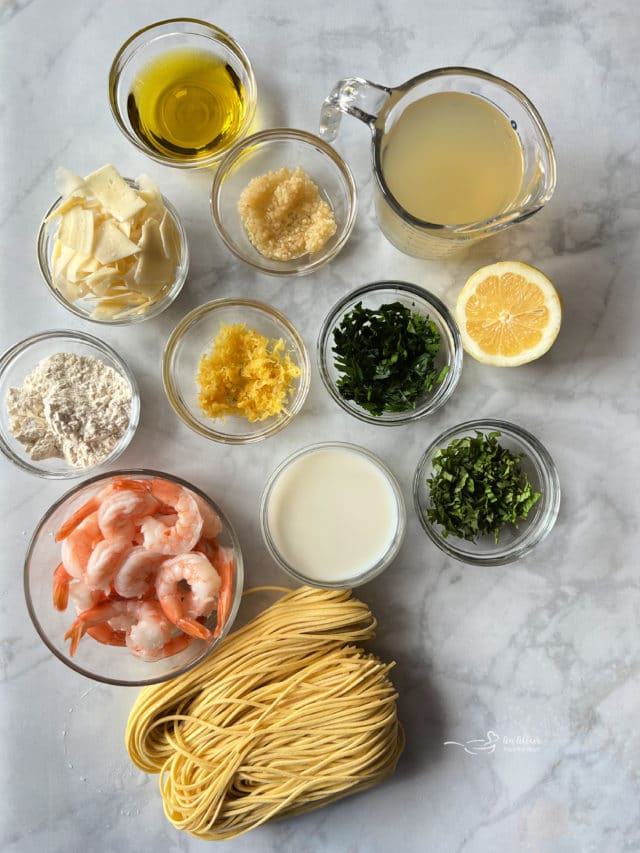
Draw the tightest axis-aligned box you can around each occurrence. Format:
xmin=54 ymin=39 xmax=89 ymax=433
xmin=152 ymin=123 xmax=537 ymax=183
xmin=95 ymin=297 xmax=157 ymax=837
xmin=24 ymin=469 xmax=244 ymax=685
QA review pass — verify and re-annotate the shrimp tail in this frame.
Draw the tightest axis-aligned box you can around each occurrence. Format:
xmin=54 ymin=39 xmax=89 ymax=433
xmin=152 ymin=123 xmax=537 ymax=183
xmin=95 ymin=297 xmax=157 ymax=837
xmin=64 ymin=618 xmax=87 ymax=656
xmin=111 ymin=478 xmax=150 ymax=493
xmin=52 ymin=563 xmax=72 ymax=611
xmin=55 ymin=479 xmax=148 ymax=541
xmin=212 ymin=549 xmax=234 ymax=639
xmin=176 ymin=617 xmax=211 ymax=640
xmin=160 ymin=634 xmax=192 ymax=658
xmin=55 ymin=497 xmax=100 ymax=541
xmin=87 ymin=624 xmax=127 ymax=647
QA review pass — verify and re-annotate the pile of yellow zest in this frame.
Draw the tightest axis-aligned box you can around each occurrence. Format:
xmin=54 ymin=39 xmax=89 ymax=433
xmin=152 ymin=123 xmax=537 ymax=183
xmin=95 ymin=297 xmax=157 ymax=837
xmin=197 ymin=323 xmax=301 ymax=422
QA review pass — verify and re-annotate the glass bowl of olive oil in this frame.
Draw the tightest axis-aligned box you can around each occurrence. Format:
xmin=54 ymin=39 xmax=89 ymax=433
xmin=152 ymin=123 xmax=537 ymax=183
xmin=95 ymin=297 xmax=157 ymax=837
xmin=109 ymin=18 xmax=257 ymax=169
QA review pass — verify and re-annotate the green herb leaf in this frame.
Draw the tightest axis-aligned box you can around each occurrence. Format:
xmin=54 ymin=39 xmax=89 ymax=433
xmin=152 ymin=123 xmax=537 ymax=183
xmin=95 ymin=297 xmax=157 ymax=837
xmin=425 ymin=431 xmax=541 ymax=543
xmin=332 ymin=301 xmax=447 ymax=416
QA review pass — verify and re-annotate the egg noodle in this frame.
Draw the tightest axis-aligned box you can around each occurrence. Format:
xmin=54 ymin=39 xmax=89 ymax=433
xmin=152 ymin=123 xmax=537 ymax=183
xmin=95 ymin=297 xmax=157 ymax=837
xmin=126 ymin=586 xmax=405 ymax=840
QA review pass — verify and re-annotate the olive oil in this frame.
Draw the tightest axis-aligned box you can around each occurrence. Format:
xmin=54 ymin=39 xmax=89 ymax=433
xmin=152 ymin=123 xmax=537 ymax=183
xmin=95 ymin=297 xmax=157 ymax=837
xmin=127 ymin=48 xmax=246 ymax=161
xmin=381 ymin=91 xmax=524 ymax=225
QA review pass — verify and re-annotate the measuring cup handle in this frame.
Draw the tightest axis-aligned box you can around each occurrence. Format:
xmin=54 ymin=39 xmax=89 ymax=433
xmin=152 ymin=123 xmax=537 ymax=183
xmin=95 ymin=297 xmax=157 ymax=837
xmin=319 ymin=77 xmax=393 ymax=142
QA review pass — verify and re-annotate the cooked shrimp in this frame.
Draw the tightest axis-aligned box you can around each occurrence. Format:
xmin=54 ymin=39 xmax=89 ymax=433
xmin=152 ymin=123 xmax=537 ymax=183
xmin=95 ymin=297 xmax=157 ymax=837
xmin=210 ymin=545 xmax=235 ymax=639
xmin=65 ymin=599 xmax=140 ymax=656
xmin=113 ymin=547 xmax=165 ymax=599
xmin=84 ymin=537 xmax=132 ymax=594
xmin=125 ymin=600 xmax=190 ymax=660
xmin=87 ymin=624 xmax=127 ymax=647
xmin=140 ymin=480 xmax=203 ymax=555
xmin=97 ymin=488 xmax=160 ymax=540
xmin=129 ymin=633 xmax=191 ymax=661
xmin=193 ymin=494 xmax=222 ymax=539
xmin=53 ymin=563 xmax=73 ymax=611
xmin=60 ymin=512 xmax=102 ymax=579
xmin=55 ymin=478 xmax=149 ymax=541
xmin=64 ymin=598 xmax=188 ymax=660
xmin=68 ymin=577 xmax=107 ymax=614
xmin=155 ymin=552 xmax=220 ymax=639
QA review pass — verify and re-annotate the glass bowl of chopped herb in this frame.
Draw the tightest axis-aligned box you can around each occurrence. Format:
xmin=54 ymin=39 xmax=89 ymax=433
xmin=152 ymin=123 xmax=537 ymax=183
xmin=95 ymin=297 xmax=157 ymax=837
xmin=413 ymin=419 xmax=560 ymax=565
xmin=318 ymin=281 xmax=463 ymax=424
xmin=0 ymin=330 xmax=140 ymax=478
xmin=163 ymin=298 xmax=310 ymax=444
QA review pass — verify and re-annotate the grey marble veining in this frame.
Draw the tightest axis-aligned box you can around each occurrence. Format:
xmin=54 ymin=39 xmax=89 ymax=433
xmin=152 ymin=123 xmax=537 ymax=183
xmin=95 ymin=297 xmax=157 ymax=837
xmin=1 ymin=1 xmax=639 ymax=851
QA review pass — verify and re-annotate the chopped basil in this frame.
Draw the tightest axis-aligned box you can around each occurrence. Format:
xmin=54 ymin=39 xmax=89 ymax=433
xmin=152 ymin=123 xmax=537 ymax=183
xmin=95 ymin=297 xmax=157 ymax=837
xmin=426 ymin=431 xmax=541 ymax=543
xmin=332 ymin=301 xmax=448 ymax=417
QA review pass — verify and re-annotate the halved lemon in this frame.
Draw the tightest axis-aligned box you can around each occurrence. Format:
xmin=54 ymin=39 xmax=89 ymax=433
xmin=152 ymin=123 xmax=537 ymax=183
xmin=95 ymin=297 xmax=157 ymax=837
xmin=455 ymin=261 xmax=562 ymax=366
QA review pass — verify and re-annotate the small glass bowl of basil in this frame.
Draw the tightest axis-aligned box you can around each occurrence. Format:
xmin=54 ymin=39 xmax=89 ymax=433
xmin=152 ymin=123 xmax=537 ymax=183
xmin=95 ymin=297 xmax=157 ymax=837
xmin=413 ymin=419 xmax=560 ymax=565
xmin=317 ymin=281 xmax=463 ymax=425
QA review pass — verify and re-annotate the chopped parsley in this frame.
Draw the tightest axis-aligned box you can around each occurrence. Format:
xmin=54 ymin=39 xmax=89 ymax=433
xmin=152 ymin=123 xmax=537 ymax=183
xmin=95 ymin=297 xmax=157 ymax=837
xmin=332 ymin=301 xmax=448 ymax=417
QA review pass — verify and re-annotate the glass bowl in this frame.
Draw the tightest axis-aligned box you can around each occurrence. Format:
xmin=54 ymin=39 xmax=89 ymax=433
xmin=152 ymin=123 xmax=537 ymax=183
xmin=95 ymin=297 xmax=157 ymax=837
xmin=37 ymin=179 xmax=189 ymax=325
xmin=318 ymin=280 xmax=463 ymax=425
xmin=163 ymin=298 xmax=310 ymax=444
xmin=24 ymin=469 xmax=244 ymax=685
xmin=108 ymin=18 xmax=257 ymax=169
xmin=0 ymin=330 xmax=140 ymax=479
xmin=210 ymin=128 xmax=357 ymax=276
xmin=413 ymin=419 xmax=560 ymax=565
xmin=260 ymin=442 xmax=406 ymax=588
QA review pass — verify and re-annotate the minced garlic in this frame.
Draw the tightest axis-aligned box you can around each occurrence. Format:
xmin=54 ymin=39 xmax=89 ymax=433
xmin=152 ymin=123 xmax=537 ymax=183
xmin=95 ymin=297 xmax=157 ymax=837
xmin=197 ymin=323 xmax=301 ymax=422
xmin=238 ymin=166 xmax=337 ymax=261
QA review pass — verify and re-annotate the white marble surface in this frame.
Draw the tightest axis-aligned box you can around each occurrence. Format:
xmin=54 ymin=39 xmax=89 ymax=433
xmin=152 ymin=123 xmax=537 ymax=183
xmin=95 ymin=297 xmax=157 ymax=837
xmin=1 ymin=1 xmax=639 ymax=851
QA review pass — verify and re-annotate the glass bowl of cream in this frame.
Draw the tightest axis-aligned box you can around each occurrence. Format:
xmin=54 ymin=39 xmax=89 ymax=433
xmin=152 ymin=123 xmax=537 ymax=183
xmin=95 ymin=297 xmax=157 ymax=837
xmin=260 ymin=442 xmax=406 ymax=588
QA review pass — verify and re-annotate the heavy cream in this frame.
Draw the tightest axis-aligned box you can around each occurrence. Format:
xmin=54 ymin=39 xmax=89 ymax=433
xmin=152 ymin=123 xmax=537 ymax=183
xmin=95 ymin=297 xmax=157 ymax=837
xmin=265 ymin=445 xmax=401 ymax=583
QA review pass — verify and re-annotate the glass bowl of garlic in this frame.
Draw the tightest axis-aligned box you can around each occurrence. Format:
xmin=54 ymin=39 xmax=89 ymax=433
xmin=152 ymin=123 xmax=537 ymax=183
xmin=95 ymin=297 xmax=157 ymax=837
xmin=36 ymin=165 xmax=189 ymax=324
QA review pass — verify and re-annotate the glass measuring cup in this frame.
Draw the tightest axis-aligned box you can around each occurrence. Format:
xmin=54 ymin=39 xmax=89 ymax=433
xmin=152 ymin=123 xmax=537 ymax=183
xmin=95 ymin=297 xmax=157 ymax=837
xmin=320 ymin=68 xmax=556 ymax=258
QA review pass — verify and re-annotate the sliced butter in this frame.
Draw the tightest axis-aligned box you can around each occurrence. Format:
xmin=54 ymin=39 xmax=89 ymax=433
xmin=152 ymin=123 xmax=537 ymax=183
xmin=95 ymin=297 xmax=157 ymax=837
xmin=52 ymin=242 xmax=76 ymax=276
xmin=49 ymin=163 xmax=180 ymax=317
xmin=84 ymin=267 xmax=122 ymax=296
xmin=159 ymin=210 xmax=179 ymax=258
xmin=85 ymin=164 xmax=146 ymax=222
xmin=65 ymin=252 xmax=93 ymax=283
xmin=57 ymin=207 xmax=95 ymax=255
xmin=55 ymin=167 xmax=87 ymax=198
xmin=93 ymin=220 xmax=140 ymax=264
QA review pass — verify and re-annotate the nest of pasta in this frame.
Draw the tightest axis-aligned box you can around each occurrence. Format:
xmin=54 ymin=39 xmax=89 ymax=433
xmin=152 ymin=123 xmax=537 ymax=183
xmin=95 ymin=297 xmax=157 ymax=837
xmin=126 ymin=587 xmax=405 ymax=840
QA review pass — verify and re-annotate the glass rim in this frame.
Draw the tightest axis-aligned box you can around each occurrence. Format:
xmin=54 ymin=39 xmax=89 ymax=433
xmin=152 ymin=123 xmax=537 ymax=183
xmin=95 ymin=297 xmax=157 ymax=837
xmin=108 ymin=17 xmax=257 ymax=169
xmin=0 ymin=329 xmax=140 ymax=479
xmin=317 ymin=280 xmax=463 ymax=425
xmin=162 ymin=297 xmax=311 ymax=444
xmin=413 ymin=418 xmax=561 ymax=565
xmin=259 ymin=441 xmax=406 ymax=588
xmin=23 ymin=467 xmax=245 ymax=686
xmin=210 ymin=127 xmax=358 ymax=276
xmin=371 ymin=65 xmax=557 ymax=235
xmin=36 ymin=179 xmax=189 ymax=325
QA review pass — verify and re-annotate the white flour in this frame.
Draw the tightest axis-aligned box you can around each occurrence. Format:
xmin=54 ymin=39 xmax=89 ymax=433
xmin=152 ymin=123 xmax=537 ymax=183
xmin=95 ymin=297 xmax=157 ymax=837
xmin=6 ymin=352 xmax=132 ymax=468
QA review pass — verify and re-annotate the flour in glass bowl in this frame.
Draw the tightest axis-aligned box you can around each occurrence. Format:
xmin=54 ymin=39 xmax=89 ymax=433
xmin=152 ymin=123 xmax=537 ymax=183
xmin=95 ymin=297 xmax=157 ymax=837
xmin=6 ymin=352 xmax=132 ymax=468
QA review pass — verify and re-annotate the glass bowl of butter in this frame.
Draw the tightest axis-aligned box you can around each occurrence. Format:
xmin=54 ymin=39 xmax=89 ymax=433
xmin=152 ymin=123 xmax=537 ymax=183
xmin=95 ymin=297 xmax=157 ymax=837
xmin=36 ymin=165 xmax=189 ymax=324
